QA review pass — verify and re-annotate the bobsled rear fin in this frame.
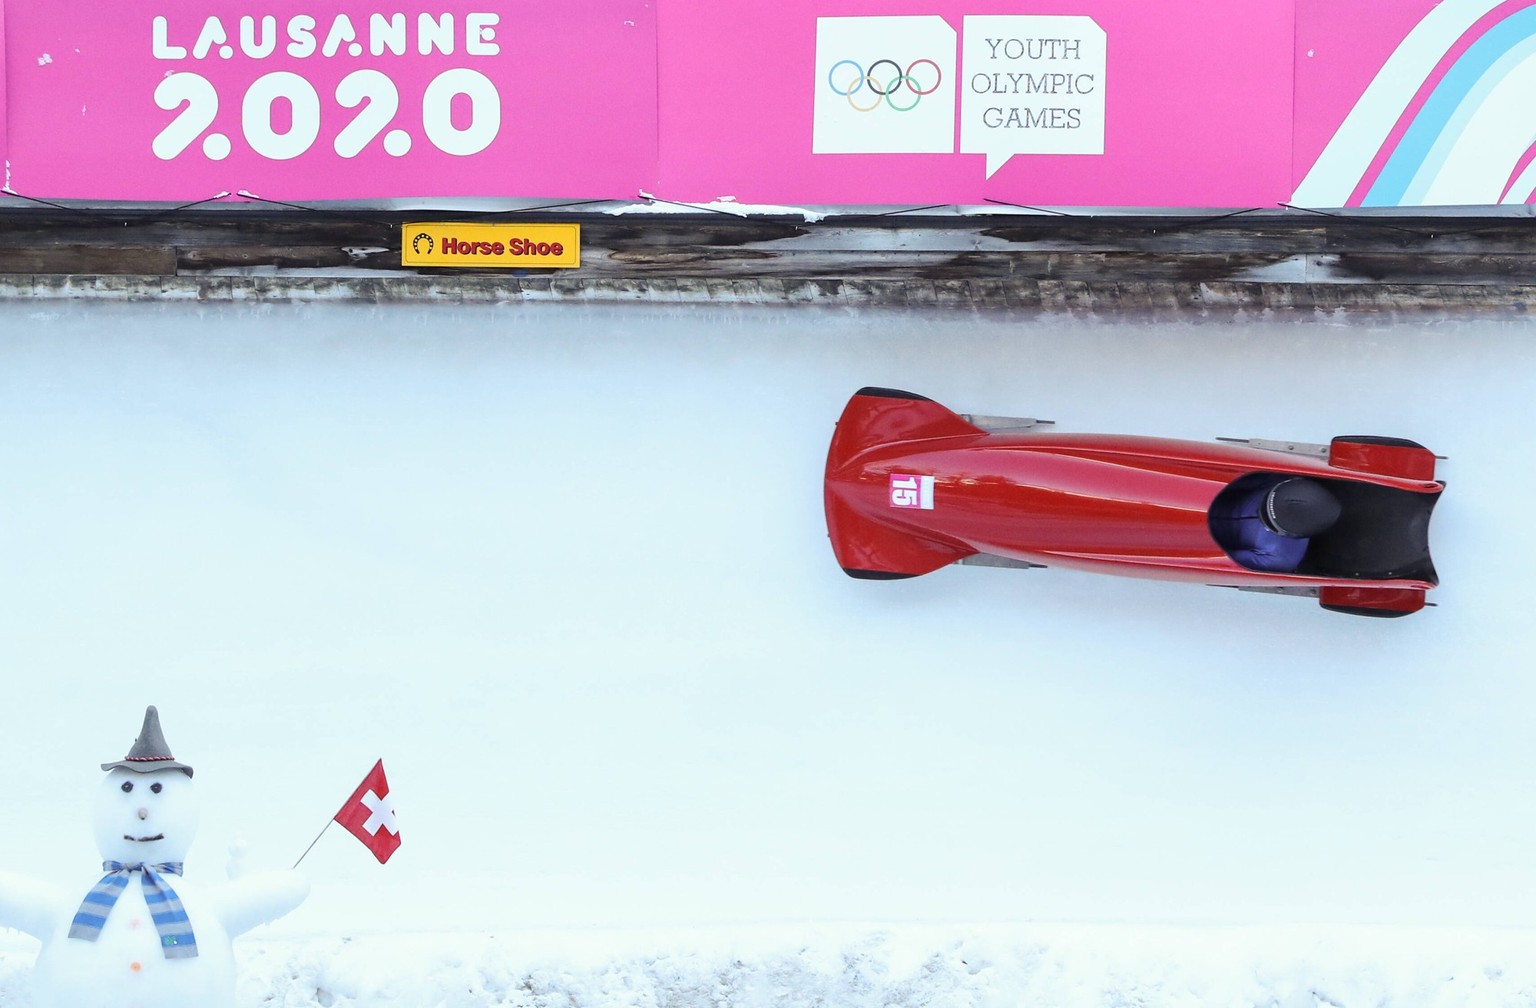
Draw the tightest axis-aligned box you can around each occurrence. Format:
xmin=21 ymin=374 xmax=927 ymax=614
xmin=825 ymin=489 xmax=974 ymax=579
xmin=1329 ymin=436 xmax=1438 ymax=481
xmin=827 ymin=387 xmax=984 ymax=475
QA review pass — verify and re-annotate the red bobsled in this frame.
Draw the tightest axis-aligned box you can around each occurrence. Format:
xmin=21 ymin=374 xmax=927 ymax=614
xmin=824 ymin=387 xmax=1445 ymax=617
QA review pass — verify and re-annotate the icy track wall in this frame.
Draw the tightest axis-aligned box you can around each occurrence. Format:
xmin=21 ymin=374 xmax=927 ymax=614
xmin=5 ymin=0 xmax=1536 ymax=208
xmin=3 ymin=301 xmax=1536 ymax=1006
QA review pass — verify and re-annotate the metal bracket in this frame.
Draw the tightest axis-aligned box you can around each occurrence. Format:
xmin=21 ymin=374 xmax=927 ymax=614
xmin=963 ymin=413 xmax=1055 ymax=433
xmin=1215 ymin=436 xmax=1330 ymax=460
xmin=956 ymin=554 xmax=1047 ymax=570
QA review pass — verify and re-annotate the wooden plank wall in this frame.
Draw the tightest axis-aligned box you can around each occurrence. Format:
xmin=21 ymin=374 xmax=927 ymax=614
xmin=0 ymin=207 xmax=1532 ymax=310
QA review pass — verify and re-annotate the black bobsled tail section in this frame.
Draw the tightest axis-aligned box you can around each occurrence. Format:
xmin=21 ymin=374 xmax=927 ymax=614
xmin=1301 ymin=482 xmax=1441 ymax=584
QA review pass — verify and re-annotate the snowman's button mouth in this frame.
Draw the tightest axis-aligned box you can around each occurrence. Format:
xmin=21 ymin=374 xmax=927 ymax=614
xmin=124 ymin=833 xmax=165 ymax=842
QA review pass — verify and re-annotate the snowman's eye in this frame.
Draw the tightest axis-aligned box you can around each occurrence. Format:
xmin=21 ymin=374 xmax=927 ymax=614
xmin=120 ymin=781 xmax=134 ymax=793
xmin=150 ymin=783 xmax=163 ymax=794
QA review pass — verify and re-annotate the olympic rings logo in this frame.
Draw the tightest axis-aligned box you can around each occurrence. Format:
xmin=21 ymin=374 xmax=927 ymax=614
xmin=826 ymin=58 xmax=942 ymax=112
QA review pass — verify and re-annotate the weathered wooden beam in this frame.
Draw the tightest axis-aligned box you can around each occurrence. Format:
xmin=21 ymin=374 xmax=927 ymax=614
xmin=0 ymin=207 xmax=1533 ymax=308
xmin=0 ymin=244 xmax=175 ymax=276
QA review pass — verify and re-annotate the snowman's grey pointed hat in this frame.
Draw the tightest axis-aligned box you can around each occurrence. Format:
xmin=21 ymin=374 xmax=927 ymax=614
xmin=100 ymin=705 xmax=194 ymax=778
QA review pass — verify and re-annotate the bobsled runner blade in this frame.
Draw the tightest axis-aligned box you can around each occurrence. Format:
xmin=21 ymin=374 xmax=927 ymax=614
xmin=1318 ymin=585 xmax=1428 ymax=617
xmin=1328 ymin=436 xmax=1439 ymax=481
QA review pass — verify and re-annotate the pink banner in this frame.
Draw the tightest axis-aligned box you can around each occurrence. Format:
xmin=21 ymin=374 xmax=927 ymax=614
xmin=3 ymin=0 xmax=657 ymax=201
xmin=1292 ymin=0 xmax=1536 ymax=208
xmin=0 ymin=0 xmax=6 ymax=173
xmin=656 ymin=0 xmax=1295 ymax=208
xmin=0 ymin=0 xmax=7 ymax=174
xmin=7 ymin=0 xmax=1536 ymax=207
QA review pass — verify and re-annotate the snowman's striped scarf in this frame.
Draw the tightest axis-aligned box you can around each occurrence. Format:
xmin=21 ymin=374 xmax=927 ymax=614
xmin=68 ymin=861 xmax=198 ymax=959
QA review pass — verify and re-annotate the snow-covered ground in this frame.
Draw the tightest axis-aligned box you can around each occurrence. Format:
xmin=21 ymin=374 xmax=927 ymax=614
xmin=1 ymin=300 xmax=1534 ymax=1005
xmin=5 ymin=923 xmax=1536 ymax=1006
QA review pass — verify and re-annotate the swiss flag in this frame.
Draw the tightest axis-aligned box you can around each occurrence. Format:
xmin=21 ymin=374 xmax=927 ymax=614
xmin=334 ymin=760 xmax=401 ymax=864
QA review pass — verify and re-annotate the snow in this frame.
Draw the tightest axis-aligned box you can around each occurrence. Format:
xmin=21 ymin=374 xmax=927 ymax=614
xmin=1 ymin=299 xmax=1535 ymax=1005
xmin=627 ymin=191 xmax=832 ymax=220
xmin=3 ymin=924 xmax=1536 ymax=1006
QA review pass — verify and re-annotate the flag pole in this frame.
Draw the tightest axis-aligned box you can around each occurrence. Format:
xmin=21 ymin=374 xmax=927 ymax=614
xmin=293 ymin=819 xmax=334 ymax=869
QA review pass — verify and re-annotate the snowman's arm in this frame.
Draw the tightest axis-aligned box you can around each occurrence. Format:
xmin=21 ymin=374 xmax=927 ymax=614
xmin=206 ymin=869 xmax=309 ymax=938
xmin=0 ymin=871 xmax=66 ymax=941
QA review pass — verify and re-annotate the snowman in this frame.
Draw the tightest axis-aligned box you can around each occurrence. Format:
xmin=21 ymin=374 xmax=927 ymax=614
xmin=0 ymin=706 xmax=309 ymax=1008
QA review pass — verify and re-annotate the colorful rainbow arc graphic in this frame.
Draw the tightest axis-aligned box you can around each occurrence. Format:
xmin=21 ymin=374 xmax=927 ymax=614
xmin=1294 ymin=0 xmax=1536 ymax=207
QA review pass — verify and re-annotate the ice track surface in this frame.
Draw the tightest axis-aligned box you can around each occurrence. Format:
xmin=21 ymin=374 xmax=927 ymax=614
xmin=0 ymin=301 xmax=1533 ymax=1005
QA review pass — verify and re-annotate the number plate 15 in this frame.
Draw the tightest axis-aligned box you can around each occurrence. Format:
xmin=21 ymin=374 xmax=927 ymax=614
xmin=889 ymin=474 xmax=935 ymax=510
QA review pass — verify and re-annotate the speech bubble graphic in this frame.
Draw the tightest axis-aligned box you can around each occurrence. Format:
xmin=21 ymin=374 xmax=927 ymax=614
xmin=961 ymin=15 xmax=1106 ymax=178
xmin=813 ymin=16 xmax=957 ymax=155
